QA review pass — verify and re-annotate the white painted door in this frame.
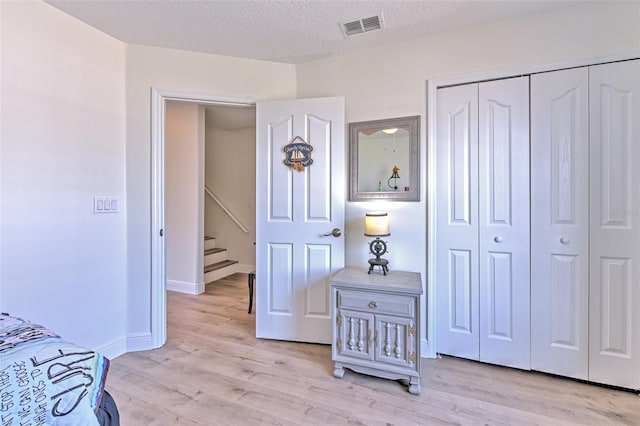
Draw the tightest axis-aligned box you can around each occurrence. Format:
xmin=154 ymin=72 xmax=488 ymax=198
xmin=478 ymin=77 xmax=530 ymax=369
xmin=436 ymin=77 xmax=530 ymax=370
xmin=435 ymin=83 xmax=480 ymax=360
xmin=589 ymin=59 xmax=640 ymax=389
xmin=530 ymin=67 xmax=589 ymax=379
xmin=255 ymin=96 xmax=345 ymax=344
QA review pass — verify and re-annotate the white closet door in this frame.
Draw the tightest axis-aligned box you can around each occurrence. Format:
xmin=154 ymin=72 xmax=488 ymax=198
xmin=530 ymin=68 xmax=589 ymax=379
xmin=435 ymin=83 xmax=480 ymax=360
xmin=589 ymin=59 xmax=640 ymax=389
xmin=478 ymin=77 xmax=530 ymax=370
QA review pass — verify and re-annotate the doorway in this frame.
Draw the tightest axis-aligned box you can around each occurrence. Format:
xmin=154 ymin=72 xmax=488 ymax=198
xmin=202 ymin=104 xmax=256 ymax=279
xmin=150 ymin=90 xmax=257 ymax=348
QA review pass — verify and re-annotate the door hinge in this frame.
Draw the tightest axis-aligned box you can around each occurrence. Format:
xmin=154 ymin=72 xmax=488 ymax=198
xmin=408 ymin=325 xmax=416 ymax=336
xmin=336 ymin=313 xmax=342 ymax=327
xmin=336 ymin=340 xmax=341 ymax=352
xmin=409 ymin=352 xmax=416 ymax=363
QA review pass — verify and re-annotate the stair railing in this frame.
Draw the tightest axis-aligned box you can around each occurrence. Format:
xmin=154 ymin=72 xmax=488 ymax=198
xmin=204 ymin=186 xmax=250 ymax=234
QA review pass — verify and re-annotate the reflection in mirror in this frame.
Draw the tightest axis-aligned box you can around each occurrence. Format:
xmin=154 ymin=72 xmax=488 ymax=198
xmin=357 ymin=127 xmax=410 ymax=192
xmin=349 ymin=116 xmax=419 ymax=201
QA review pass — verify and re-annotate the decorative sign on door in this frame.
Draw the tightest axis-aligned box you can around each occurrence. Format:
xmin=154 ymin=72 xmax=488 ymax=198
xmin=283 ymin=136 xmax=313 ymax=171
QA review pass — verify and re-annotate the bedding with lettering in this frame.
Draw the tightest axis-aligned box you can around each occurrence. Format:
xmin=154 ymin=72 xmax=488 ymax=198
xmin=0 ymin=313 xmax=110 ymax=426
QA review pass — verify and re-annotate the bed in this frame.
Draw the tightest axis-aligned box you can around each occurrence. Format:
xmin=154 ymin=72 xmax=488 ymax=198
xmin=0 ymin=313 xmax=120 ymax=425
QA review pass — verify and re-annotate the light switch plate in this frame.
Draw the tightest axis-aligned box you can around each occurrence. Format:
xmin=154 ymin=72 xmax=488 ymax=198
xmin=94 ymin=196 xmax=119 ymax=213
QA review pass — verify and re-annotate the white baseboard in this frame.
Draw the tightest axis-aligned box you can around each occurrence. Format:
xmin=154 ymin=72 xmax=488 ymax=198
xmin=421 ymin=339 xmax=435 ymax=359
xmin=96 ymin=336 xmax=127 ymax=360
xmin=237 ymin=264 xmax=255 ymax=273
xmin=167 ymin=279 xmax=204 ymax=295
xmin=125 ymin=332 xmax=155 ymax=353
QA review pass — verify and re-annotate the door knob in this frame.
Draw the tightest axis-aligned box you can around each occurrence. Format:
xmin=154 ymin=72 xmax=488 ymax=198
xmin=560 ymin=236 xmax=569 ymax=244
xmin=323 ymin=228 xmax=342 ymax=237
xmin=494 ymin=236 xmax=502 ymax=243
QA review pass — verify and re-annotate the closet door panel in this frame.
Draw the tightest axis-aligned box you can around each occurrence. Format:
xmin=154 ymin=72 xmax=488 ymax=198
xmin=589 ymin=59 xmax=640 ymax=389
xmin=435 ymin=83 xmax=480 ymax=360
xmin=530 ymin=68 xmax=589 ymax=379
xmin=478 ymin=77 xmax=530 ymax=369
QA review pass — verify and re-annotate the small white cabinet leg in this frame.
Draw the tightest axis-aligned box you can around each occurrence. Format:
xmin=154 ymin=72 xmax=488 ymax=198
xmin=333 ymin=363 xmax=345 ymax=378
xmin=408 ymin=377 xmax=421 ymax=395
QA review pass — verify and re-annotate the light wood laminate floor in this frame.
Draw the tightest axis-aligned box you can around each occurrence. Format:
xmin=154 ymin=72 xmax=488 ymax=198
xmin=106 ymin=273 xmax=639 ymax=425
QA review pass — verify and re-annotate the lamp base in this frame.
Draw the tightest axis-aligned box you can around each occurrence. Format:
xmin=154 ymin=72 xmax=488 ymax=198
xmin=367 ymin=237 xmax=389 ymax=275
xmin=368 ymin=258 xmax=389 ymax=275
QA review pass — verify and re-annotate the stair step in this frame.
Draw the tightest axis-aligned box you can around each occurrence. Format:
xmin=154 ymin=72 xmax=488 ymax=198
xmin=204 ymin=236 xmax=216 ymax=250
xmin=204 ymin=247 xmax=227 ymax=265
xmin=203 ymin=236 xmax=237 ymax=283
xmin=204 ymin=248 xmax=225 ymax=255
xmin=204 ymin=259 xmax=239 ymax=284
xmin=204 ymin=259 xmax=238 ymax=273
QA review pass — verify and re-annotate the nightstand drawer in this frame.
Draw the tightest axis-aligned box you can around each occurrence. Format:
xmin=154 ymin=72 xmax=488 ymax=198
xmin=337 ymin=289 xmax=414 ymax=317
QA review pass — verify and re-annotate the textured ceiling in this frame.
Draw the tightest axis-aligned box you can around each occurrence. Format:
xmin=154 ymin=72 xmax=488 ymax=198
xmin=46 ymin=0 xmax=578 ymax=64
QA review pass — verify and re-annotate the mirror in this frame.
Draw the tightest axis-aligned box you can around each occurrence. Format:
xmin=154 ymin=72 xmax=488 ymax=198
xmin=349 ymin=115 xmax=420 ymax=201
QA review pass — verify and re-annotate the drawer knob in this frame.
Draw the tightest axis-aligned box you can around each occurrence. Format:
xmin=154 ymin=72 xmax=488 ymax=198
xmin=368 ymin=301 xmax=378 ymax=309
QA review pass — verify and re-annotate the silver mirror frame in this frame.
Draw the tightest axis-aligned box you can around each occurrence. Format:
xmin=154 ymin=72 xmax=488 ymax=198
xmin=349 ymin=115 xmax=420 ymax=201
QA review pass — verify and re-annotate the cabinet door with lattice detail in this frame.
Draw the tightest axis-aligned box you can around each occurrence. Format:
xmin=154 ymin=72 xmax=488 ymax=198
xmin=335 ymin=309 xmax=374 ymax=362
xmin=374 ymin=314 xmax=417 ymax=370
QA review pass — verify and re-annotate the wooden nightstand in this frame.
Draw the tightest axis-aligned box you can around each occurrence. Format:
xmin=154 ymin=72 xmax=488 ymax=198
xmin=331 ymin=267 xmax=423 ymax=394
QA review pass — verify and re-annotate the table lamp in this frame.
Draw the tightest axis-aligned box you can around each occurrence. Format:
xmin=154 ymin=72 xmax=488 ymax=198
xmin=365 ymin=212 xmax=390 ymax=275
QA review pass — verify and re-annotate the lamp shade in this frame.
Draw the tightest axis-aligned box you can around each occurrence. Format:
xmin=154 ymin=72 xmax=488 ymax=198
xmin=365 ymin=212 xmax=390 ymax=237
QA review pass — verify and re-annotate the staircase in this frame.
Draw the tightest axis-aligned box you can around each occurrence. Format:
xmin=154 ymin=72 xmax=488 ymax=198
xmin=204 ymin=236 xmax=239 ymax=284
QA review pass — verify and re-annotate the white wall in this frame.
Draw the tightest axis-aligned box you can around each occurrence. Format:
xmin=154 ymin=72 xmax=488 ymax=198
xmin=166 ymin=102 xmax=204 ymax=294
xmin=3 ymin=0 xmax=638 ymax=357
xmin=296 ymin=1 xmax=640 ymax=348
xmin=0 ymin=1 xmax=126 ymax=356
xmin=204 ymin=124 xmax=256 ymax=271
xmin=125 ymin=44 xmax=296 ymax=344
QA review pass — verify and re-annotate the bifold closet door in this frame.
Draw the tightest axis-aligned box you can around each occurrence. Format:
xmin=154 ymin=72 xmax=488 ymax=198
xmin=477 ymin=77 xmax=530 ymax=370
xmin=589 ymin=59 xmax=640 ymax=389
xmin=435 ymin=83 xmax=480 ymax=361
xmin=436 ymin=77 xmax=530 ymax=369
xmin=530 ymin=68 xmax=590 ymax=380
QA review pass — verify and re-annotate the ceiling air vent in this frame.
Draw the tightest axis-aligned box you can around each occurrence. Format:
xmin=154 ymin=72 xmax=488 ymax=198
xmin=341 ymin=14 xmax=384 ymax=37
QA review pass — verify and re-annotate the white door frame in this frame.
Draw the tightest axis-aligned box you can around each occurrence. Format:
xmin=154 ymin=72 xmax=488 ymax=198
xmin=426 ymin=51 xmax=640 ymax=359
xmin=150 ymin=89 xmax=257 ymax=348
